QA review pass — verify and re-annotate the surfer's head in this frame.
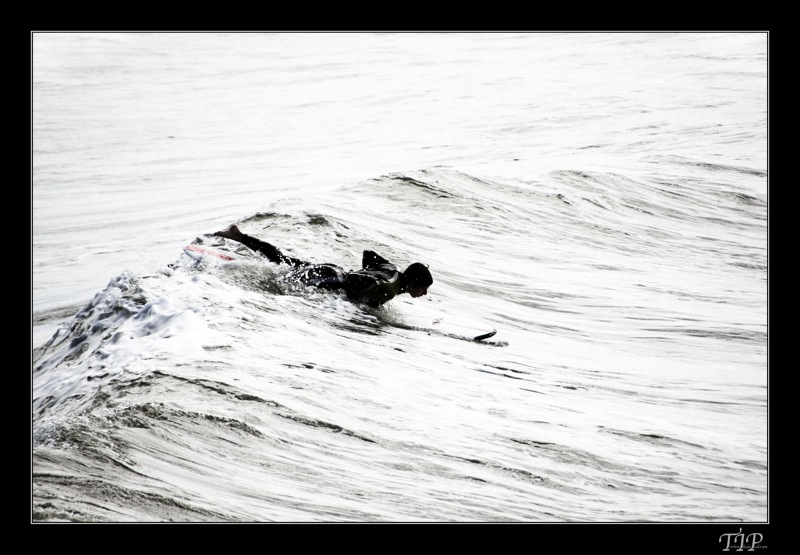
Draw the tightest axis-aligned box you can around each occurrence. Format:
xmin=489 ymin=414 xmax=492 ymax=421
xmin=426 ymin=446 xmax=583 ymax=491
xmin=403 ymin=263 xmax=433 ymax=298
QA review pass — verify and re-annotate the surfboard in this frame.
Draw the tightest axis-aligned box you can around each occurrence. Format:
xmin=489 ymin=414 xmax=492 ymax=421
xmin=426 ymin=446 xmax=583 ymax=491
xmin=183 ymin=244 xmax=238 ymax=262
xmin=428 ymin=315 xmax=497 ymax=342
xmin=395 ymin=301 xmax=497 ymax=342
xmin=180 ymin=248 xmax=497 ymax=341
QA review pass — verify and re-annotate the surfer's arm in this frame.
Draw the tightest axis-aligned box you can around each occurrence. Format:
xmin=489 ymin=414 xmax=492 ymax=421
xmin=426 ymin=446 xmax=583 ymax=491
xmin=362 ymin=250 xmax=392 ymax=269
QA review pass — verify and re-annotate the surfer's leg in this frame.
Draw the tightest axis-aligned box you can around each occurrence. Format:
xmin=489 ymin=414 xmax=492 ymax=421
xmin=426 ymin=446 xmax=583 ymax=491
xmin=214 ymin=224 xmax=306 ymax=267
xmin=290 ymin=264 xmax=346 ymax=290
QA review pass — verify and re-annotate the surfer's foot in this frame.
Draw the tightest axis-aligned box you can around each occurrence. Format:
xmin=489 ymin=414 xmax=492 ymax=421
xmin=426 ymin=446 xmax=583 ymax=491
xmin=214 ymin=224 xmax=243 ymax=241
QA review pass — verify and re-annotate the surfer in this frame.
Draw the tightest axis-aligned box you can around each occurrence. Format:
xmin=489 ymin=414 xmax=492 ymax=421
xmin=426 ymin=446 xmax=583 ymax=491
xmin=213 ymin=224 xmax=433 ymax=307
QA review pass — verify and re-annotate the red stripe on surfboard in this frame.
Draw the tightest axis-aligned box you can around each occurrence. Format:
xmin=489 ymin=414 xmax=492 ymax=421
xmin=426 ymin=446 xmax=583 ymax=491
xmin=184 ymin=244 xmax=236 ymax=261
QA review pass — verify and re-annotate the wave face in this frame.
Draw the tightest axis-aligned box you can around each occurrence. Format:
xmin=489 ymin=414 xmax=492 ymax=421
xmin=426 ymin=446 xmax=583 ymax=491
xmin=33 ymin=166 xmax=766 ymax=522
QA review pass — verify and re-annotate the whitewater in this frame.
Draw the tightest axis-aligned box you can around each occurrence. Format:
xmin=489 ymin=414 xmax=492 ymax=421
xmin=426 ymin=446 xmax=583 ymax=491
xmin=32 ymin=32 xmax=768 ymax=524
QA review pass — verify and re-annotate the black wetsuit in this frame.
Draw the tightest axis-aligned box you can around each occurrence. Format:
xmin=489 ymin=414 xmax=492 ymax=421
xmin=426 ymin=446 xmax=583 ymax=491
xmin=233 ymin=233 xmax=403 ymax=307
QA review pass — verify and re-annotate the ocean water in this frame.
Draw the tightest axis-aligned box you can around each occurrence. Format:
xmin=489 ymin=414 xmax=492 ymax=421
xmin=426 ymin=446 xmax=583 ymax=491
xmin=31 ymin=32 xmax=768 ymax=524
